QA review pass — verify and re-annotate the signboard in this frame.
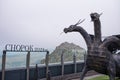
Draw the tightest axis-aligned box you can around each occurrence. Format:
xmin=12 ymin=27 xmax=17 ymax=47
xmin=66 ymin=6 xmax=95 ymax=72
xmin=5 ymin=44 xmax=48 ymax=52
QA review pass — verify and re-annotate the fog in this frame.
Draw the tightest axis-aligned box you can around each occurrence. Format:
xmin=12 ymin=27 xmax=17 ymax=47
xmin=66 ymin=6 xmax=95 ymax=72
xmin=0 ymin=0 xmax=120 ymax=50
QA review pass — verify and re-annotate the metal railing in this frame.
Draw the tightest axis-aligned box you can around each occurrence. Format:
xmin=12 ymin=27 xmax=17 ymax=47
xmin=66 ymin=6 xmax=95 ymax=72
xmin=1 ymin=50 xmax=49 ymax=80
xmin=0 ymin=50 xmax=85 ymax=80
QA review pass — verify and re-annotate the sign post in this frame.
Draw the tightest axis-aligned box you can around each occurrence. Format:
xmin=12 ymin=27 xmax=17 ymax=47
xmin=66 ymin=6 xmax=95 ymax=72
xmin=26 ymin=51 xmax=30 ymax=80
xmin=2 ymin=51 xmax=6 ymax=80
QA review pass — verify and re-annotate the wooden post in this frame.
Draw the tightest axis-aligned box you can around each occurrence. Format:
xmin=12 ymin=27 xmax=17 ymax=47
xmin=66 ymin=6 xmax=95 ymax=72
xmin=73 ymin=53 xmax=77 ymax=73
xmin=26 ymin=51 xmax=30 ymax=80
xmin=45 ymin=51 xmax=50 ymax=80
xmin=2 ymin=50 xmax=6 ymax=80
xmin=61 ymin=51 xmax=64 ymax=76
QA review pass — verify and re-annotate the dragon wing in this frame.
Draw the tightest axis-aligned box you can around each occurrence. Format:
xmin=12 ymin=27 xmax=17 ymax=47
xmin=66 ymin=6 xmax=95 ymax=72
xmin=103 ymin=34 xmax=120 ymax=54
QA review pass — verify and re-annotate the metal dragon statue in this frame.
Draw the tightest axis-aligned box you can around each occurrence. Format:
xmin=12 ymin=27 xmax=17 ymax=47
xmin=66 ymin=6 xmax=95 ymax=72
xmin=63 ymin=13 xmax=120 ymax=80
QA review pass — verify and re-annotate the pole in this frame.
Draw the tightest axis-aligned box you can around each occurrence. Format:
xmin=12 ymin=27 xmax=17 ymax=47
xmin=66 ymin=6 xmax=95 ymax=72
xmin=73 ymin=53 xmax=77 ymax=73
xmin=26 ymin=51 xmax=30 ymax=80
xmin=2 ymin=51 xmax=6 ymax=80
xmin=45 ymin=51 xmax=51 ymax=80
xmin=34 ymin=64 xmax=38 ymax=80
xmin=61 ymin=51 xmax=64 ymax=76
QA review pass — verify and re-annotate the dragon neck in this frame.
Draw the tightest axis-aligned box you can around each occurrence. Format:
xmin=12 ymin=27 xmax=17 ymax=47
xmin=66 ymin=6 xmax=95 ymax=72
xmin=73 ymin=26 xmax=92 ymax=49
xmin=93 ymin=19 xmax=102 ymax=44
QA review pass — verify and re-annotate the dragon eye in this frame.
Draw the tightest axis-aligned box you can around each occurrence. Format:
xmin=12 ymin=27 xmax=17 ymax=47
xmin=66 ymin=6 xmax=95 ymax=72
xmin=70 ymin=25 xmax=74 ymax=28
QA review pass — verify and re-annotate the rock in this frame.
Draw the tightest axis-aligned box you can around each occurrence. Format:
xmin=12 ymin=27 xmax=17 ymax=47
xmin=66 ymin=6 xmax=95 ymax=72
xmin=41 ymin=42 xmax=86 ymax=64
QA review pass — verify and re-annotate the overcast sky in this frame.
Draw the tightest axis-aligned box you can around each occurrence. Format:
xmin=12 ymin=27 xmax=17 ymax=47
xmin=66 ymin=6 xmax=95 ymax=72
xmin=0 ymin=0 xmax=120 ymax=50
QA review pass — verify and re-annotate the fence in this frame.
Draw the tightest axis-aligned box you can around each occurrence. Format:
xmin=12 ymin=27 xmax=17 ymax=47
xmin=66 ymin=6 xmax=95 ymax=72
xmin=0 ymin=50 xmax=85 ymax=80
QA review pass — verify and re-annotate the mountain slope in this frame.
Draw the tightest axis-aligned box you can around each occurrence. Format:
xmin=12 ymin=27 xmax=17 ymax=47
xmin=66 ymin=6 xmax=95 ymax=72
xmin=41 ymin=42 xmax=86 ymax=64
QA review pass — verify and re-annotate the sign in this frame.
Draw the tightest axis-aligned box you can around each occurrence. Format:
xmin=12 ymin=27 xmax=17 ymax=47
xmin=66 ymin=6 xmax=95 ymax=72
xmin=5 ymin=44 xmax=48 ymax=52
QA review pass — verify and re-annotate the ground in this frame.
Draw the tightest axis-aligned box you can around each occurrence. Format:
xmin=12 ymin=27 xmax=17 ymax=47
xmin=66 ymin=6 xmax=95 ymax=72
xmin=88 ymin=75 xmax=120 ymax=80
xmin=72 ymin=75 xmax=120 ymax=80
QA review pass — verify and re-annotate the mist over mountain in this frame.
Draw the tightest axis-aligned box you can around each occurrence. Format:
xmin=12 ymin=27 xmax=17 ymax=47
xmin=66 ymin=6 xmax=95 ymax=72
xmin=41 ymin=42 xmax=86 ymax=64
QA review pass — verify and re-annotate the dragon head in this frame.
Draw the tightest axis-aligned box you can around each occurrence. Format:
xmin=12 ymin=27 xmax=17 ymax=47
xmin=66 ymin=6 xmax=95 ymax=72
xmin=90 ymin=12 xmax=102 ymax=21
xmin=64 ymin=19 xmax=85 ymax=33
xmin=64 ymin=25 xmax=77 ymax=33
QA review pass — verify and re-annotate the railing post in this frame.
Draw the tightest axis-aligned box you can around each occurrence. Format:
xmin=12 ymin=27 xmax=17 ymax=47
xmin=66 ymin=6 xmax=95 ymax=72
xmin=34 ymin=64 xmax=38 ymax=80
xmin=26 ymin=51 xmax=30 ymax=80
xmin=61 ymin=51 xmax=64 ymax=76
xmin=2 ymin=50 xmax=6 ymax=80
xmin=45 ymin=51 xmax=51 ymax=80
xmin=84 ymin=51 xmax=87 ymax=61
xmin=73 ymin=52 xmax=77 ymax=73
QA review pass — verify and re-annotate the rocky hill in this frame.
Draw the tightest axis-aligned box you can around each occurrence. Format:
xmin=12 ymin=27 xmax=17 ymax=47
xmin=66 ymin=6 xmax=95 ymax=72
xmin=41 ymin=42 xmax=86 ymax=64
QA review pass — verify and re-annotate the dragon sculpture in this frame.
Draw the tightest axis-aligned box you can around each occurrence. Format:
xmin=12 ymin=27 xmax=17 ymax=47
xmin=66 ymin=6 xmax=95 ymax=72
xmin=63 ymin=13 xmax=120 ymax=80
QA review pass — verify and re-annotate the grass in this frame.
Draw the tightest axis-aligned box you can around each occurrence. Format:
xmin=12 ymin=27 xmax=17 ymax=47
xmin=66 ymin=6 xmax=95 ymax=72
xmin=89 ymin=75 xmax=120 ymax=80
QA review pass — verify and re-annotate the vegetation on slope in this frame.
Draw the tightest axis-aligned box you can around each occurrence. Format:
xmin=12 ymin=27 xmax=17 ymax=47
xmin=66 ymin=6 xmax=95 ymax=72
xmin=89 ymin=75 xmax=120 ymax=80
xmin=41 ymin=42 xmax=86 ymax=64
